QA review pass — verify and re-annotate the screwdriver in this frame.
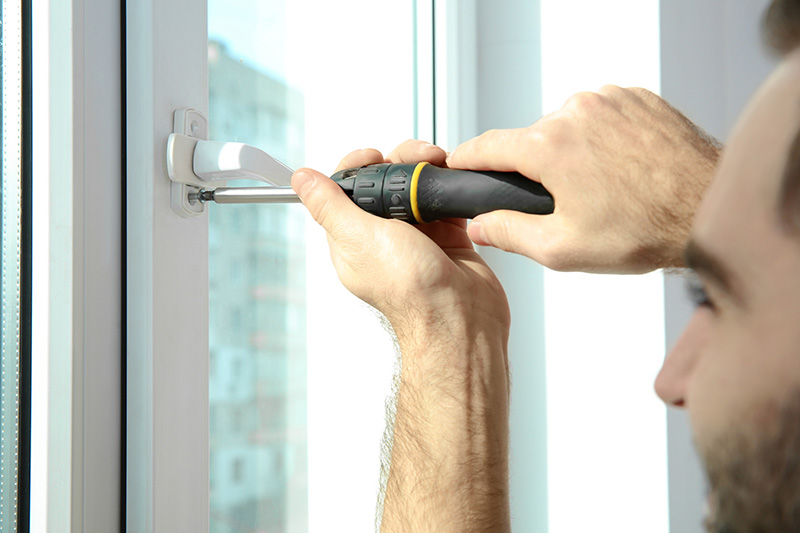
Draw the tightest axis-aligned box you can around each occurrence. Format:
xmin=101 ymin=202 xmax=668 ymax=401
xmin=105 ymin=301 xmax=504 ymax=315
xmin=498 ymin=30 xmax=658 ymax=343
xmin=329 ymin=162 xmax=553 ymax=223
xmin=198 ymin=162 xmax=554 ymax=223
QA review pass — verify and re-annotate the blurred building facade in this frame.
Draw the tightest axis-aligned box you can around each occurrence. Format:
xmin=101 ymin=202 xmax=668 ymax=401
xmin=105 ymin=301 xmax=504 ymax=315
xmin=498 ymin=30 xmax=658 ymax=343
xmin=208 ymin=39 xmax=308 ymax=533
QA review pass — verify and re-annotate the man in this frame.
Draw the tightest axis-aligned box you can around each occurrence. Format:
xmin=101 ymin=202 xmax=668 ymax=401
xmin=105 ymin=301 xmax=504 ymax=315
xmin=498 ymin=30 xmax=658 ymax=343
xmin=291 ymin=1 xmax=800 ymax=530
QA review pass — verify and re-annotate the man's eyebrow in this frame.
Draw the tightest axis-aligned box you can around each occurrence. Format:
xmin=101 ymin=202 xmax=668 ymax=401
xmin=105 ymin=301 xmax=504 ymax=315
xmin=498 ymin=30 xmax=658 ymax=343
xmin=683 ymin=239 xmax=740 ymax=298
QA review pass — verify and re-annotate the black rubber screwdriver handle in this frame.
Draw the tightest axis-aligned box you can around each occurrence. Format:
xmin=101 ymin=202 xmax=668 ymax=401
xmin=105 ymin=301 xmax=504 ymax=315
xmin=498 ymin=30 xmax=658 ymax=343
xmin=330 ymin=162 xmax=554 ymax=224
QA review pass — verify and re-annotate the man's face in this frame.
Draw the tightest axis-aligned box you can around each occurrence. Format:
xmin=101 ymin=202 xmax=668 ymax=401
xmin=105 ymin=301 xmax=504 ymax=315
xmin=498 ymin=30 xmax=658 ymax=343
xmin=655 ymin=50 xmax=800 ymax=531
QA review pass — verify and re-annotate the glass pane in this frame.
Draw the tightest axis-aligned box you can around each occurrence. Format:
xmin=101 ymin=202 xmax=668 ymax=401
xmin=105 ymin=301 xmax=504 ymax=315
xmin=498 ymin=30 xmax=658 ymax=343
xmin=208 ymin=2 xmax=417 ymax=531
xmin=207 ymin=35 xmax=309 ymax=533
xmin=1 ymin=0 xmax=23 ymax=530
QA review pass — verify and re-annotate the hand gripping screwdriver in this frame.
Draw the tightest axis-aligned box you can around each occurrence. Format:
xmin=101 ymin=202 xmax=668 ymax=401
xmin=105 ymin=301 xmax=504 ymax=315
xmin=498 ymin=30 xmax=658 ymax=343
xmin=199 ymin=163 xmax=554 ymax=223
xmin=329 ymin=162 xmax=553 ymax=223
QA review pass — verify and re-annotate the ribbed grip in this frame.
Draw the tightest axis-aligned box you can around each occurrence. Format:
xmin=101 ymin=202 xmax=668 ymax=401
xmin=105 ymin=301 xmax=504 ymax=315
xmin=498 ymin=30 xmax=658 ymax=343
xmin=330 ymin=163 xmax=554 ymax=224
xmin=416 ymin=165 xmax=554 ymax=222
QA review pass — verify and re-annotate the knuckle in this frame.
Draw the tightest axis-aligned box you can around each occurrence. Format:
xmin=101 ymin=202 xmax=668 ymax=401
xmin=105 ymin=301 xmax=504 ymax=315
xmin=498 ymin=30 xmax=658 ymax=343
xmin=338 ymin=148 xmax=383 ymax=171
xmin=626 ymin=87 xmax=666 ymax=110
xmin=605 ymin=85 xmax=664 ymax=110
xmin=362 ymin=147 xmax=383 ymax=160
xmin=337 ymin=149 xmax=362 ymax=169
xmin=389 ymin=140 xmax=421 ymax=162
xmin=409 ymin=138 xmax=432 ymax=150
xmin=599 ymin=84 xmax=643 ymax=104
xmin=530 ymin=115 xmax=571 ymax=147
xmin=627 ymin=86 xmax=652 ymax=98
xmin=597 ymin=85 xmax=634 ymax=110
xmin=471 ymin=129 xmax=502 ymax=157
xmin=627 ymin=86 xmax=658 ymax=102
xmin=597 ymin=84 xmax=624 ymax=96
xmin=564 ymin=91 xmax=609 ymax=114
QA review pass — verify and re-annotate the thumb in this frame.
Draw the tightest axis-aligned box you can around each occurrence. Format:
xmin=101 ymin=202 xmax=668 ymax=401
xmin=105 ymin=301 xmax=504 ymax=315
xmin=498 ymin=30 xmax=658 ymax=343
xmin=292 ymin=167 xmax=373 ymax=239
xmin=468 ymin=210 xmax=556 ymax=263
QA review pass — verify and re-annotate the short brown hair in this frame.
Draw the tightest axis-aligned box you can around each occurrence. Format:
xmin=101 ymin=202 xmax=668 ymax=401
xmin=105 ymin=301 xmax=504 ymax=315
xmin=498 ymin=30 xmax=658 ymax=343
xmin=764 ymin=1 xmax=800 ymax=231
xmin=764 ymin=0 xmax=800 ymax=54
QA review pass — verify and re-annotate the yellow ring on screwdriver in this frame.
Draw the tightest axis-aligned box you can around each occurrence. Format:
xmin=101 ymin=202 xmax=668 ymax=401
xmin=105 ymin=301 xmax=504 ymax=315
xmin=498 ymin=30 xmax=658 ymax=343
xmin=411 ymin=162 xmax=427 ymax=224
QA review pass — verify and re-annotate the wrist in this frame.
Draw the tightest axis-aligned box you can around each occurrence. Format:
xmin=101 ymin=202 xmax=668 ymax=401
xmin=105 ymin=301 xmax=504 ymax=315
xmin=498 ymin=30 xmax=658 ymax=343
xmin=658 ymin=144 xmax=720 ymax=269
xmin=385 ymin=277 xmax=511 ymax=346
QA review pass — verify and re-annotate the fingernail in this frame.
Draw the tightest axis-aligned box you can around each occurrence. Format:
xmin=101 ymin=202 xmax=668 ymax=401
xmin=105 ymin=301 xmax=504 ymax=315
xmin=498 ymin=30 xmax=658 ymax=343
xmin=292 ymin=170 xmax=315 ymax=200
xmin=473 ymin=220 xmax=484 ymax=239
xmin=469 ymin=220 xmax=489 ymax=246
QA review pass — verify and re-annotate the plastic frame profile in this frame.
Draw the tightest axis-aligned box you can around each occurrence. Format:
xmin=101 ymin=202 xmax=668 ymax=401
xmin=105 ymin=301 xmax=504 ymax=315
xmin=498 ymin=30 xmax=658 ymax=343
xmin=126 ymin=0 xmax=210 ymax=530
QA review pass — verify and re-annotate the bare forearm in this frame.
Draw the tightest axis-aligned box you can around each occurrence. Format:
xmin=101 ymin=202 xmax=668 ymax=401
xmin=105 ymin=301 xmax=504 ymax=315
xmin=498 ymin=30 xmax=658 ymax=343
xmin=294 ymin=140 xmax=514 ymax=531
xmin=381 ymin=319 xmax=511 ymax=532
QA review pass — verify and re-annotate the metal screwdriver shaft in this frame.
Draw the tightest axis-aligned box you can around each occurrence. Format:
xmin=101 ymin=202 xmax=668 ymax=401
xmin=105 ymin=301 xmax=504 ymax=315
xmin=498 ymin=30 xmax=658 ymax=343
xmin=198 ymin=187 xmax=301 ymax=204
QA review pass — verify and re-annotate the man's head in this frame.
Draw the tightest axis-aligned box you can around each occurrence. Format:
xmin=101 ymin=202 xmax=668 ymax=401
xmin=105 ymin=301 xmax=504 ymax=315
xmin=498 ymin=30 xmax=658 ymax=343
xmin=654 ymin=2 xmax=800 ymax=531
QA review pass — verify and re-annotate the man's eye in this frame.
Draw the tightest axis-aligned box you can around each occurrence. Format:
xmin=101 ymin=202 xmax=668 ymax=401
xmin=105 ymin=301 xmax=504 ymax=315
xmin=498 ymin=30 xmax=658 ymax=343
xmin=686 ymin=273 xmax=714 ymax=310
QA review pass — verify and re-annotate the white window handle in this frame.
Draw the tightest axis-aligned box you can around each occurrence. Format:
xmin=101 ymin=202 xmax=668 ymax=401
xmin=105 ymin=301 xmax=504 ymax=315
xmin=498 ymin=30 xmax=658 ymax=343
xmin=192 ymin=140 xmax=293 ymax=185
xmin=167 ymin=134 xmax=294 ymax=187
xmin=166 ymin=108 xmax=296 ymax=217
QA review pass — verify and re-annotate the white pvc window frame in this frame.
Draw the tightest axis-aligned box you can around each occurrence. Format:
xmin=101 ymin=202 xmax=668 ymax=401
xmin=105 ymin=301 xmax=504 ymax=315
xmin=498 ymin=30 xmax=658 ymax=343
xmin=125 ymin=0 xmax=210 ymax=530
xmin=31 ymin=0 xmax=123 ymax=530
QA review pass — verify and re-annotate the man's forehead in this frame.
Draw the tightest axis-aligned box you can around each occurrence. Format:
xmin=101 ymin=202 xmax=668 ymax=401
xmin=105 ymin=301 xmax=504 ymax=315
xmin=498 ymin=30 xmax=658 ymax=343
xmin=739 ymin=50 xmax=800 ymax=152
xmin=699 ymin=51 xmax=800 ymax=220
xmin=690 ymin=50 xmax=800 ymax=288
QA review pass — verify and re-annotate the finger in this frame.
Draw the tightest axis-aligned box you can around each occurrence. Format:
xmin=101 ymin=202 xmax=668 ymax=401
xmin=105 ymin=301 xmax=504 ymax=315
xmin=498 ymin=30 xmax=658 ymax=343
xmin=439 ymin=217 xmax=468 ymax=230
xmin=468 ymin=210 xmax=560 ymax=265
xmin=292 ymin=167 xmax=377 ymax=240
xmin=386 ymin=139 xmax=447 ymax=166
xmin=335 ymin=148 xmax=385 ymax=172
xmin=417 ymin=219 xmax=473 ymax=250
xmin=446 ymin=128 xmax=534 ymax=174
